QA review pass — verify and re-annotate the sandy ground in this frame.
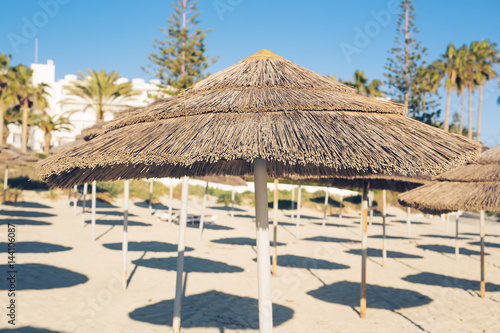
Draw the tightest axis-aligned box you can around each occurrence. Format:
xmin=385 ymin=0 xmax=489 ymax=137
xmin=1 ymin=189 xmax=500 ymax=333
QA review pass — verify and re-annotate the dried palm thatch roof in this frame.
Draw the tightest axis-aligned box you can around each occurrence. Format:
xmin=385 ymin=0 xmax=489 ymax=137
xmin=194 ymin=175 xmax=247 ymax=187
xmin=0 ymin=145 xmax=38 ymax=163
xmin=38 ymin=50 xmax=481 ymax=188
xmin=399 ymin=145 xmax=500 ymax=214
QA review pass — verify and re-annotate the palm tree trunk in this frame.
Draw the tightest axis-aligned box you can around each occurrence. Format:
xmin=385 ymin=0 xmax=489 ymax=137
xmin=459 ymin=91 xmax=464 ymax=134
xmin=3 ymin=124 xmax=9 ymax=144
xmin=468 ymin=87 xmax=473 ymax=139
xmin=444 ymin=88 xmax=451 ymax=131
xmin=44 ymin=131 xmax=52 ymax=155
xmin=0 ymin=100 xmax=4 ymax=145
xmin=477 ymin=83 xmax=483 ymax=142
xmin=422 ymin=96 xmax=426 ymax=116
xmin=21 ymin=98 xmax=29 ymax=152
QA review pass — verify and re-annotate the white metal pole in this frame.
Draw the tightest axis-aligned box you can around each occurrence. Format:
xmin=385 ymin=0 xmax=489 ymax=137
xmin=455 ymin=212 xmax=460 ymax=260
xmin=198 ymin=181 xmax=208 ymax=240
xmin=172 ymin=177 xmax=189 ymax=333
xmin=322 ymin=187 xmax=329 ymax=227
xmin=149 ymin=179 xmax=153 ymax=217
xmin=446 ymin=213 xmax=450 ymax=234
xmin=169 ymin=178 xmax=174 ymax=226
xmin=360 ymin=182 xmax=369 ymax=318
xmin=254 ymin=158 xmax=273 ymax=332
xmin=382 ymin=189 xmax=387 ymax=267
xmin=91 ymin=181 xmax=96 ymax=241
xmin=73 ymin=185 xmax=77 ymax=216
xmin=272 ymin=179 xmax=279 ymax=276
xmin=480 ymin=210 xmax=485 ymax=298
xmin=3 ymin=166 xmax=8 ymax=205
xmin=230 ymin=186 xmax=235 ymax=218
xmin=368 ymin=190 xmax=373 ymax=227
xmin=67 ymin=188 xmax=71 ymax=207
xmin=122 ymin=180 xmax=129 ymax=289
xmin=339 ymin=192 xmax=343 ymax=221
xmin=290 ymin=181 xmax=295 ymax=221
xmin=81 ymin=183 xmax=87 ymax=227
xmin=296 ymin=181 xmax=302 ymax=239
xmin=406 ymin=207 xmax=411 ymax=235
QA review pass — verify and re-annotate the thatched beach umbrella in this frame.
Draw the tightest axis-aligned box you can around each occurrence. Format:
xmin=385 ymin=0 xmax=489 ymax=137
xmin=193 ymin=175 xmax=247 ymax=239
xmin=0 ymin=145 xmax=38 ymax=205
xmin=38 ymin=50 xmax=481 ymax=330
xmin=399 ymin=144 xmax=500 ymax=298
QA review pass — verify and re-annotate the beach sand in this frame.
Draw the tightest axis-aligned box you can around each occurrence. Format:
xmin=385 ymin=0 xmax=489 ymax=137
xmin=1 ymin=189 xmax=500 ymax=332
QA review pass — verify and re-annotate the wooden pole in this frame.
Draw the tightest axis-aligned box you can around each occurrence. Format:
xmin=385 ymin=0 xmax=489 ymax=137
xmin=172 ymin=177 xmax=189 ymax=333
xmin=230 ymin=187 xmax=235 ymax=218
xmin=455 ymin=212 xmax=460 ymax=260
xmin=272 ymin=179 xmax=279 ymax=277
xmin=339 ymin=192 xmax=343 ymax=222
xmin=254 ymin=158 xmax=273 ymax=332
xmin=81 ymin=183 xmax=87 ymax=227
xmin=382 ymin=189 xmax=387 ymax=267
xmin=122 ymin=180 xmax=129 ymax=289
xmin=368 ymin=190 xmax=373 ymax=227
xmin=73 ymin=185 xmax=77 ymax=216
xmin=322 ymin=187 xmax=329 ymax=227
xmin=149 ymin=179 xmax=153 ymax=217
xmin=3 ymin=165 xmax=8 ymax=205
xmin=296 ymin=181 xmax=302 ymax=239
xmin=290 ymin=181 xmax=295 ymax=221
xmin=198 ymin=181 xmax=208 ymax=240
xmin=406 ymin=207 xmax=411 ymax=235
xmin=169 ymin=178 xmax=174 ymax=226
xmin=91 ymin=181 xmax=96 ymax=241
xmin=360 ymin=182 xmax=369 ymax=318
xmin=480 ymin=210 xmax=485 ymax=298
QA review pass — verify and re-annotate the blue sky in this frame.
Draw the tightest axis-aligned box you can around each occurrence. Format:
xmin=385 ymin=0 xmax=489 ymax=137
xmin=1 ymin=0 xmax=499 ymax=146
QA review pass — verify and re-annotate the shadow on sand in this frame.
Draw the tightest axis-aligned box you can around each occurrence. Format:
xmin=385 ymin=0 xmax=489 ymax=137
xmin=134 ymin=201 xmax=170 ymax=211
xmin=307 ymin=281 xmax=432 ymax=311
xmin=0 ymin=264 xmax=88 ymax=290
xmin=0 ymin=327 xmax=61 ymax=333
xmin=417 ymin=244 xmax=487 ymax=256
xmin=103 ymin=241 xmax=193 ymax=253
xmin=6 ymin=202 xmax=52 ymax=209
xmin=212 ymin=237 xmax=286 ymax=246
xmin=346 ymin=248 xmax=423 ymax=259
xmin=132 ymin=257 xmax=244 ymax=273
xmin=0 ymin=242 xmax=71 ymax=253
xmin=84 ymin=220 xmax=151 ymax=227
xmin=129 ymin=290 xmax=293 ymax=331
xmin=186 ymin=222 xmax=234 ymax=231
xmin=468 ymin=241 xmax=500 ymax=249
xmin=253 ymin=254 xmax=350 ymax=270
xmin=208 ymin=206 xmax=246 ymax=212
xmin=402 ymin=272 xmax=500 ymax=292
xmin=0 ymin=219 xmax=51 ymax=226
xmin=392 ymin=220 xmax=430 ymax=225
xmin=304 ymin=236 xmax=359 ymax=244
xmin=312 ymin=222 xmax=356 ymax=228
xmin=369 ymin=235 xmax=415 ymax=240
xmin=0 ymin=210 xmax=55 ymax=218
xmin=421 ymin=234 xmax=471 ymax=240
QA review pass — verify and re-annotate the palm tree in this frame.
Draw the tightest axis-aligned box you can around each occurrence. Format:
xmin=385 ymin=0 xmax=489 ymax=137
xmin=342 ymin=70 xmax=384 ymax=97
xmin=415 ymin=61 xmax=443 ymax=115
xmin=34 ymin=113 xmax=73 ymax=154
xmin=461 ymin=45 xmax=478 ymax=140
xmin=64 ymin=69 xmax=138 ymax=122
xmin=0 ymin=54 xmax=13 ymax=145
xmin=439 ymin=43 xmax=458 ymax=132
xmin=470 ymin=40 xmax=499 ymax=142
xmin=455 ymin=45 xmax=470 ymax=134
xmin=8 ymin=65 xmax=49 ymax=152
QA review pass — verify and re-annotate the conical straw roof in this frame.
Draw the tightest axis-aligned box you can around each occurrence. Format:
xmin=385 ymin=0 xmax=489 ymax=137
xmin=399 ymin=145 xmax=500 ymax=214
xmin=38 ymin=50 xmax=481 ymax=188
xmin=0 ymin=145 xmax=36 ymax=163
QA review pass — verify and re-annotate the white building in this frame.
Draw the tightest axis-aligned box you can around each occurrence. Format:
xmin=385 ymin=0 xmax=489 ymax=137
xmin=7 ymin=59 xmax=169 ymax=152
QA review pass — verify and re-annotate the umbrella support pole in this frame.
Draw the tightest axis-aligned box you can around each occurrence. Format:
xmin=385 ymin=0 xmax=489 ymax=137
xmin=339 ymin=193 xmax=343 ymax=222
xmin=272 ymin=179 xmax=279 ymax=276
xmin=73 ymin=185 xmax=77 ymax=216
xmin=173 ymin=177 xmax=189 ymax=333
xmin=198 ymin=182 xmax=208 ymax=240
xmin=169 ymin=179 xmax=173 ymax=226
xmin=290 ymin=182 xmax=295 ymax=221
xmin=149 ymin=179 xmax=153 ymax=217
xmin=382 ymin=190 xmax=387 ymax=267
xmin=81 ymin=183 xmax=87 ymax=227
xmin=296 ymin=181 xmax=302 ymax=239
xmin=455 ymin=212 xmax=460 ymax=260
xmin=322 ymin=187 xmax=328 ymax=227
xmin=91 ymin=181 xmax=96 ymax=241
xmin=230 ymin=187 xmax=235 ymax=218
xmin=3 ymin=165 xmax=8 ymax=205
xmin=406 ymin=207 xmax=411 ymax=235
xmin=360 ymin=182 xmax=369 ymax=318
xmin=368 ymin=190 xmax=373 ymax=227
xmin=446 ymin=214 xmax=450 ymax=234
xmin=67 ymin=188 xmax=71 ymax=207
xmin=480 ymin=210 xmax=485 ymax=298
xmin=122 ymin=180 xmax=129 ymax=289
xmin=254 ymin=158 xmax=273 ymax=332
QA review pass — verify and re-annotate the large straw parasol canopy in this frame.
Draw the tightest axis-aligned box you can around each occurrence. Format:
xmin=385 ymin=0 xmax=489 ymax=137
xmin=398 ymin=145 xmax=500 ymax=214
xmin=38 ymin=49 xmax=481 ymax=188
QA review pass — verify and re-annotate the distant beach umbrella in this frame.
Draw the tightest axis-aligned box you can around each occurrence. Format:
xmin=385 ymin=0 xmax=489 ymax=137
xmin=0 ymin=145 xmax=35 ymax=205
xmin=38 ymin=49 xmax=481 ymax=331
xmin=399 ymin=144 xmax=500 ymax=298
